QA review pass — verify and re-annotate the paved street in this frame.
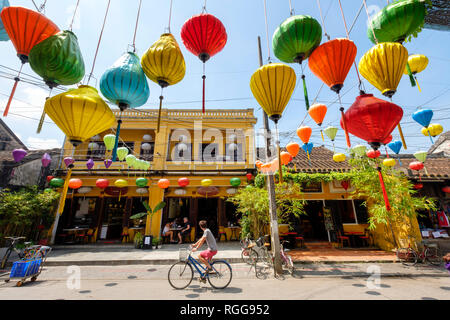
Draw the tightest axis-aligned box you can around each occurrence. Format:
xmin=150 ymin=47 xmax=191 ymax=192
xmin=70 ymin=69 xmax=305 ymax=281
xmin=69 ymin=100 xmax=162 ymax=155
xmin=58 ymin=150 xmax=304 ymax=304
xmin=1 ymin=263 xmax=449 ymax=300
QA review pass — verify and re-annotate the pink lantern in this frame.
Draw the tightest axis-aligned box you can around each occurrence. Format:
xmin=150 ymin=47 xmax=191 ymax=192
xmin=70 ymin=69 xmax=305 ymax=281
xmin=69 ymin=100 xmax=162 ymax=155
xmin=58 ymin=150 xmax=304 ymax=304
xmin=12 ymin=149 xmax=27 ymax=162
xmin=41 ymin=153 xmax=51 ymax=167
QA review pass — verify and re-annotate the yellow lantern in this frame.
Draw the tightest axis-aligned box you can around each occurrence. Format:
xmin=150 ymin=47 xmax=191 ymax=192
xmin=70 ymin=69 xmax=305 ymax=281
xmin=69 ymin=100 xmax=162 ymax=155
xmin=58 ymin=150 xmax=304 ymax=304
xmin=114 ymin=179 xmax=128 ymax=188
xmin=403 ymin=54 xmax=428 ymax=92
xmin=333 ymin=153 xmax=346 ymax=163
xmin=383 ymin=158 xmax=396 ymax=167
xmin=201 ymin=179 xmax=213 ymax=187
xmin=250 ymin=63 xmax=296 ymax=123
xmin=421 ymin=123 xmax=443 ymax=137
xmin=359 ymin=43 xmax=408 ymax=98
xmin=45 ymin=85 xmax=115 ymax=146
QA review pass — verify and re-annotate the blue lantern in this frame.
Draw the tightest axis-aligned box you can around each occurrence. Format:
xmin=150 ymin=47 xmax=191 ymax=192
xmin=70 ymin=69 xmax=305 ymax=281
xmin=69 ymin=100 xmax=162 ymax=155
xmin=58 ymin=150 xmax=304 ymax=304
xmin=387 ymin=140 xmax=403 ymax=165
xmin=412 ymin=109 xmax=434 ymax=143
xmin=302 ymin=142 xmax=313 ymax=165
xmin=0 ymin=0 xmax=10 ymax=41
xmin=100 ymin=52 xmax=150 ymax=161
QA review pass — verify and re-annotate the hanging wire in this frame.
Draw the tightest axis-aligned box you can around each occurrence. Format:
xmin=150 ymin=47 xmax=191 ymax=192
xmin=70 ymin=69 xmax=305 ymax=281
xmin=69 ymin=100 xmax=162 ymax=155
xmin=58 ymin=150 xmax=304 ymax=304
xmin=363 ymin=0 xmax=378 ymax=45
xmin=316 ymin=0 xmax=330 ymax=40
xmin=202 ymin=0 xmax=208 ymax=13
xmin=87 ymin=0 xmax=111 ymax=85
xmin=131 ymin=0 xmax=143 ymax=53
xmin=288 ymin=0 xmax=294 ymax=16
xmin=167 ymin=0 xmax=174 ymax=33
xmin=263 ymin=0 xmax=271 ymax=63
xmin=69 ymin=0 xmax=81 ymax=31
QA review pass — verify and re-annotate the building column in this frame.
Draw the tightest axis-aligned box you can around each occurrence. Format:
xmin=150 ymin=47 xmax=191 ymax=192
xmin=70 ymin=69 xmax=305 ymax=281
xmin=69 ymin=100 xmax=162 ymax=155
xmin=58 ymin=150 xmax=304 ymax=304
xmin=145 ymin=186 xmax=165 ymax=237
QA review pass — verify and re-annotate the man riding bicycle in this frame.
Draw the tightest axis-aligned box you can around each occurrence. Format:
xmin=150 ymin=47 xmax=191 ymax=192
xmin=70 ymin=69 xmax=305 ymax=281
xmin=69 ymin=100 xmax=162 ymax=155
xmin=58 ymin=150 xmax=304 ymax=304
xmin=191 ymin=220 xmax=218 ymax=273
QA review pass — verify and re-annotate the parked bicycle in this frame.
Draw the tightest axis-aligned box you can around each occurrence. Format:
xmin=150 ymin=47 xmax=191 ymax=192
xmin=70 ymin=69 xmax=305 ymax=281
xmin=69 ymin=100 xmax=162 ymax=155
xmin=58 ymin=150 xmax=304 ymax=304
xmin=396 ymin=237 xmax=442 ymax=266
xmin=1 ymin=237 xmax=42 ymax=269
xmin=276 ymin=240 xmax=295 ymax=276
xmin=240 ymin=236 xmax=259 ymax=265
xmin=168 ymin=246 xmax=232 ymax=290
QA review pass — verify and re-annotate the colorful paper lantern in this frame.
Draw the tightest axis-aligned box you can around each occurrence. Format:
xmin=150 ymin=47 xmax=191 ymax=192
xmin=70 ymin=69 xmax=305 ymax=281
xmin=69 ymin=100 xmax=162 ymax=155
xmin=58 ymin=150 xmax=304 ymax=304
xmin=442 ymin=186 xmax=450 ymax=193
xmin=49 ymin=178 xmax=64 ymax=188
xmin=86 ymin=158 xmax=94 ymax=170
xmin=45 ymin=86 xmax=115 ymax=146
xmin=178 ymin=177 xmax=190 ymax=188
xmin=359 ymin=43 xmax=408 ymax=98
xmin=12 ymin=149 xmax=27 ymax=162
xmin=68 ymin=178 xmax=82 ymax=189
xmin=135 ymin=177 xmax=148 ymax=188
xmin=367 ymin=150 xmax=381 ymax=159
xmin=0 ymin=0 xmax=10 ymax=41
xmin=250 ymin=63 xmax=296 ymax=123
xmin=341 ymin=180 xmax=350 ymax=191
xmin=308 ymin=38 xmax=357 ymax=94
xmin=246 ymin=173 xmax=253 ymax=181
xmin=114 ymin=179 xmax=128 ymax=188
xmin=96 ymin=179 xmax=109 ymax=189
xmin=383 ymin=158 xmax=396 ymax=167
xmin=414 ymin=183 xmax=423 ymax=190
xmin=103 ymin=134 xmax=116 ymax=152
xmin=78 ymin=187 xmax=92 ymax=194
xmin=324 ymin=126 xmax=338 ymax=144
xmin=286 ymin=142 xmax=300 ymax=158
xmin=351 ymin=145 xmax=367 ymax=157
xmin=297 ymin=126 xmax=312 ymax=144
xmin=280 ymin=151 xmax=293 ymax=165
xmin=46 ymin=175 xmax=54 ymax=182
xmin=125 ymin=155 xmax=137 ymax=167
xmin=158 ymin=178 xmax=170 ymax=189
xmin=104 ymin=159 xmax=112 ymax=169
xmin=333 ymin=153 xmax=346 ymax=163
xmin=201 ymin=179 xmax=213 ymax=187
xmin=387 ymin=140 xmax=403 ymax=165
xmin=367 ymin=0 xmax=427 ymax=44
xmin=116 ymin=147 xmax=129 ymax=161
xmin=63 ymin=157 xmax=74 ymax=168
xmin=230 ymin=178 xmax=241 ymax=187
xmin=88 ymin=142 xmax=99 ymax=151
xmin=409 ymin=161 xmax=424 ymax=171
xmin=341 ymin=94 xmax=403 ymax=150
xmin=413 ymin=151 xmax=427 ymax=163
xmin=181 ymin=13 xmax=227 ymax=113
xmin=404 ymin=54 xmax=428 ymax=90
xmin=308 ymin=103 xmax=327 ymax=141
xmin=421 ymin=124 xmax=443 ymax=137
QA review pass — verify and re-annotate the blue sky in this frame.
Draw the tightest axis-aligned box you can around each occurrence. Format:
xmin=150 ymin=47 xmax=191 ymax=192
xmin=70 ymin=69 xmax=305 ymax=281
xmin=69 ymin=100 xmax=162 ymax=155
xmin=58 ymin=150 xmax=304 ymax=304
xmin=0 ymin=0 xmax=449 ymax=155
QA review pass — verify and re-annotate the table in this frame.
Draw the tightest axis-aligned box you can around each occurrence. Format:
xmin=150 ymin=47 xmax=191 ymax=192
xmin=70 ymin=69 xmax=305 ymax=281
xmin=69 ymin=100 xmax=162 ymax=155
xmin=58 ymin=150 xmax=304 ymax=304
xmin=344 ymin=232 xmax=364 ymax=247
xmin=62 ymin=228 xmax=89 ymax=243
xmin=170 ymin=227 xmax=183 ymax=240
xmin=228 ymin=226 xmax=241 ymax=241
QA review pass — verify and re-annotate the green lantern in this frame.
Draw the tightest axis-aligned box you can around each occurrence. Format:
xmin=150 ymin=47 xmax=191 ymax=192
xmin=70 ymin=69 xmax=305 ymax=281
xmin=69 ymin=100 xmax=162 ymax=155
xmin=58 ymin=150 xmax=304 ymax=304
xmin=414 ymin=150 xmax=427 ymax=163
xmin=351 ymin=145 xmax=367 ymax=157
xmin=136 ymin=177 xmax=148 ymax=187
xmin=29 ymin=30 xmax=85 ymax=88
xmin=272 ymin=15 xmax=321 ymax=111
xmin=324 ymin=126 xmax=338 ymax=141
xmin=49 ymin=178 xmax=64 ymax=188
xmin=230 ymin=177 xmax=241 ymax=187
xmin=126 ymin=154 xmax=136 ymax=167
xmin=116 ymin=147 xmax=129 ymax=161
xmin=368 ymin=0 xmax=428 ymax=44
xmin=103 ymin=134 xmax=116 ymax=151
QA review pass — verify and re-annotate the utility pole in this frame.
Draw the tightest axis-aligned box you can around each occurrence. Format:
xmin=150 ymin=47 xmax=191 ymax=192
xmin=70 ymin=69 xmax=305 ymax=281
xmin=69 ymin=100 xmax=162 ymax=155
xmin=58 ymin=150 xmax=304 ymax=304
xmin=257 ymin=36 xmax=282 ymax=274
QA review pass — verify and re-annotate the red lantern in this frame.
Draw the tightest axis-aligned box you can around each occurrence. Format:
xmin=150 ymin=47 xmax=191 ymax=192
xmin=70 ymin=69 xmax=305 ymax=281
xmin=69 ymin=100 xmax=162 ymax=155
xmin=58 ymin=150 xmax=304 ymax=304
xmin=383 ymin=135 xmax=393 ymax=145
xmin=414 ymin=183 xmax=423 ymax=190
xmin=181 ymin=13 xmax=227 ymax=113
xmin=68 ymin=178 xmax=82 ymax=190
xmin=409 ymin=161 xmax=424 ymax=171
xmin=178 ymin=177 xmax=190 ymax=188
xmin=367 ymin=150 xmax=381 ymax=159
xmin=96 ymin=179 xmax=109 ymax=189
xmin=246 ymin=173 xmax=253 ymax=181
xmin=158 ymin=179 xmax=170 ymax=189
xmin=341 ymin=180 xmax=350 ymax=191
xmin=442 ymin=186 xmax=450 ymax=193
xmin=46 ymin=175 xmax=54 ymax=182
xmin=341 ymin=94 xmax=403 ymax=150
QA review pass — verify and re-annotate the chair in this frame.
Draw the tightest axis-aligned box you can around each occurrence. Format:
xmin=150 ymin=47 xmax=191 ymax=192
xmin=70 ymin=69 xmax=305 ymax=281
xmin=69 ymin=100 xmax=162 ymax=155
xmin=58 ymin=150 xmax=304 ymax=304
xmin=337 ymin=230 xmax=350 ymax=248
xmin=84 ymin=229 xmax=95 ymax=243
xmin=359 ymin=229 xmax=371 ymax=247
xmin=295 ymin=236 xmax=305 ymax=249
xmin=182 ymin=227 xmax=195 ymax=243
xmin=75 ymin=231 xmax=86 ymax=244
xmin=218 ymin=226 xmax=228 ymax=242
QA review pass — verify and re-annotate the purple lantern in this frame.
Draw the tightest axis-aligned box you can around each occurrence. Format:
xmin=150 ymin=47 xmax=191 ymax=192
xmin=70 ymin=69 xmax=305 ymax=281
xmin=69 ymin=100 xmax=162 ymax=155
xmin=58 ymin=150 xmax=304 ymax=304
xmin=86 ymin=158 xmax=94 ymax=170
xmin=104 ymin=159 xmax=112 ymax=169
xmin=41 ymin=153 xmax=52 ymax=167
xmin=12 ymin=149 xmax=27 ymax=162
xmin=63 ymin=157 xmax=75 ymax=168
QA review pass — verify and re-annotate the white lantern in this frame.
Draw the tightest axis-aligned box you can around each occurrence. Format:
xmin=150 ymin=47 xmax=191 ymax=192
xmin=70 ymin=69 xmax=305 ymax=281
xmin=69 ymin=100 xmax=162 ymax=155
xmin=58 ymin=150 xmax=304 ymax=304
xmin=88 ymin=142 xmax=99 ymax=151
xmin=226 ymin=188 xmax=237 ymax=195
xmin=136 ymin=188 xmax=148 ymax=194
xmin=77 ymin=187 xmax=92 ymax=194
xmin=229 ymin=134 xmax=237 ymax=142
xmin=174 ymin=188 xmax=187 ymax=196
xmin=91 ymin=135 xmax=101 ymax=141
xmin=143 ymin=134 xmax=152 ymax=141
xmin=228 ymin=143 xmax=238 ymax=152
xmin=177 ymin=143 xmax=188 ymax=152
xmin=141 ymin=143 xmax=152 ymax=151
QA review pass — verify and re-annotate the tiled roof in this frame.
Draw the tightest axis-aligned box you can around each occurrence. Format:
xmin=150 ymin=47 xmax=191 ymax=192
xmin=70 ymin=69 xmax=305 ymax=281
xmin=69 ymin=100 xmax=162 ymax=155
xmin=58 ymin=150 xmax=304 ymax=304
xmin=285 ymin=146 xmax=352 ymax=173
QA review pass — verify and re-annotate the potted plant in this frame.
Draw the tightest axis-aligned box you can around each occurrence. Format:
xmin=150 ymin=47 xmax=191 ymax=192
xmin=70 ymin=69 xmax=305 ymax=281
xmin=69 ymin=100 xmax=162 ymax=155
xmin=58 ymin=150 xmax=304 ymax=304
xmin=129 ymin=201 xmax=166 ymax=250
xmin=152 ymin=236 xmax=162 ymax=249
xmin=134 ymin=231 xmax=143 ymax=249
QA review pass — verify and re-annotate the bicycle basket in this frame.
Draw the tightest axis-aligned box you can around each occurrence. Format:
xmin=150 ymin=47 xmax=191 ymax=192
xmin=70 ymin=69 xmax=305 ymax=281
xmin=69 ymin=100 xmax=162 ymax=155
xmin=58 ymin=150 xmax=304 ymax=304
xmin=179 ymin=249 xmax=189 ymax=261
xmin=256 ymin=237 xmax=264 ymax=247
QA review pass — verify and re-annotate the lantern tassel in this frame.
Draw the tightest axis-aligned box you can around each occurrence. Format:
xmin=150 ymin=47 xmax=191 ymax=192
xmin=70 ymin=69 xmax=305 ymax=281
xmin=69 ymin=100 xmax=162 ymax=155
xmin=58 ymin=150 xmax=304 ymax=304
xmin=397 ymin=124 xmax=407 ymax=150
xmin=415 ymin=76 xmax=422 ymax=92
xmin=202 ymin=62 xmax=206 ymax=114
xmin=112 ymin=118 xmax=122 ymax=161
xmin=426 ymin=127 xmax=434 ymax=144
xmin=340 ymin=107 xmax=351 ymax=148
xmin=377 ymin=167 xmax=391 ymax=211
xmin=405 ymin=62 xmax=416 ymax=88
xmin=320 ymin=129 xmax=324 ymax=142
xmin=397 ymin=156 xmax=402 ymax=166
xmin=4 ymin=78 xmax=19 ymax=117
xmin=423 ymin=165 xmax=428 ymax=176
xmin=157 ymin=94 xmax=163 ymax=133
xmin=36 ymin=110 xmax=46 ymax=134
xmin=301 ymin=75 xmax=310 ymax=111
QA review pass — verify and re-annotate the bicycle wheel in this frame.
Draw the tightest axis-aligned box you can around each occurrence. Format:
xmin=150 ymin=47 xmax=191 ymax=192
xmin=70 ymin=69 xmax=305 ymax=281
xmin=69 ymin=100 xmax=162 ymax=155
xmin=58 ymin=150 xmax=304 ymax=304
xmin=284 ymin=255 xmax=295 ymax=275
xmin=168 ymin=261 xmax=194 ymax=290
xmin=425 ymin=247 xmax=442 ymax=266
xmin=207 ymin=261 xmax=232 ymax=289
xmin=1 ymin=248 xmax=12 ymax=269
xmin=262 ymin=248 xmax=273 ymax=267
xmin=241 ymin=248 xmax=258 ymax=265
xmin=396 ymin=248 xmax=418 ymax=266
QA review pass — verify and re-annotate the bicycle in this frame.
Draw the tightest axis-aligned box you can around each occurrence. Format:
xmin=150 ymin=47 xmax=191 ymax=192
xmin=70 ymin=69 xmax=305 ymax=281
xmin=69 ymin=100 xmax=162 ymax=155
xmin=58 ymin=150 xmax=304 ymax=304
xmin=278 ymin=240 xmax=295 ymax=276
xmin=255 ymin=236 xmax=273 ymax=267
xmin=240 ymin=236 xmax=259 ymax=265
xmin=168 ymin=247 xmax=232 ymax=290
xmin=396 ymin=237 xmax=442 ymax=266
xmin=1 ymin=237 xmax=39 ymax=269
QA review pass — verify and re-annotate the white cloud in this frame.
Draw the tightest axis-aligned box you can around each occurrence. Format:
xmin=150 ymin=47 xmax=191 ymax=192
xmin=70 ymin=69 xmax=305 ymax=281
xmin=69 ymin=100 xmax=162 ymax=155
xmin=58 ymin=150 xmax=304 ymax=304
xmin=26 ymin=137 xmax=62 ymax=150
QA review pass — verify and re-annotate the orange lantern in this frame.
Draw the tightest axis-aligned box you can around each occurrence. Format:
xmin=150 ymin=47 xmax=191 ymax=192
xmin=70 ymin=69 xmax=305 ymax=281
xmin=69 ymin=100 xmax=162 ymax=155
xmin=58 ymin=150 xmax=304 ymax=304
xmin=255 ymin=160 xmax=263 ymax=169
xmin=68 ymin=178 xmax=82 ymax=190
xmin=297 ymin=126 xmax=312 ymax=144
xmin=286 ymin=142 xmax=300 ymax=158
xmin=308 ymin=103 xmax=327 ymax=141
xmin=158 ymin=178 xmax=170 ymax=189
xmin=280 ymin=152 xmax=293 ymax=165
xmin=1 ymin=7 xmax=60 ymax=117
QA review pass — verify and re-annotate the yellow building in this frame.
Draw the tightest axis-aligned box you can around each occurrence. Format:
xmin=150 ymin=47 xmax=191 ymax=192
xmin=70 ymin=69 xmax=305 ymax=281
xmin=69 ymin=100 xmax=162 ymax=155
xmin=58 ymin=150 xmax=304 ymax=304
xmin=51 ymin=108 xmax=257 ymax=243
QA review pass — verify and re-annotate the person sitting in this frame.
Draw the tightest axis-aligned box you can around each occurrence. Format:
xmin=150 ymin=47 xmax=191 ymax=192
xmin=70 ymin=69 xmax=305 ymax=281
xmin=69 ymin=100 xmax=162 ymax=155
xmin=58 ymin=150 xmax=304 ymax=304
xmin=162 ymin=222 xmax=176 ymax=243
xmin=178 ymin=217 xmax=192 ymax=244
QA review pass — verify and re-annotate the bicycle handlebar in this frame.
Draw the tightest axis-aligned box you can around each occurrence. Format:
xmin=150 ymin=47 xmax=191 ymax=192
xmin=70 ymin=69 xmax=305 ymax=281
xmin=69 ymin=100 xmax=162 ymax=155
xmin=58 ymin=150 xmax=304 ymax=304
xmin=4 ymin=236 xmax=26 ymax=241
